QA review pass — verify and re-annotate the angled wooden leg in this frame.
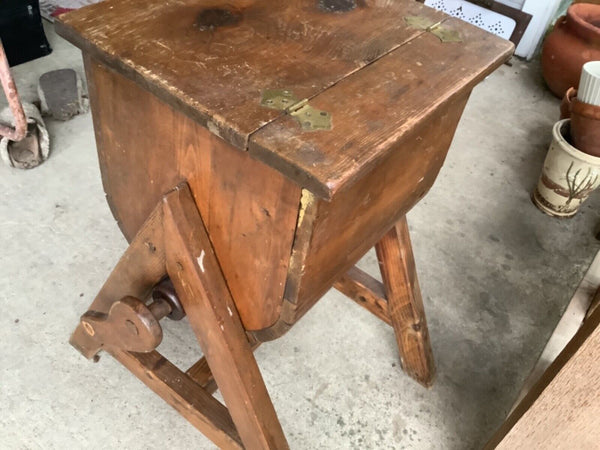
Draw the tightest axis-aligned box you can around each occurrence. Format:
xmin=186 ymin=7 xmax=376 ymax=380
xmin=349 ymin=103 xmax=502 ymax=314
xmin=111 ymin=349 xmax=243 ymax=449
xmin=71 ymin=183 xmax=287 ymax=448
xmin=163 ymin=185 xmax=289 ymax=450
xmin=334 ymin=216 xmax=435 ymax=387
xmin=375 ymin=217 xmax=435 ymax=387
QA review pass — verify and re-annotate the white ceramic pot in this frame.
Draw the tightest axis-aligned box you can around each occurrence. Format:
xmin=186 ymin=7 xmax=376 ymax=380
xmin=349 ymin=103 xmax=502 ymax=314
xmin=533 ymin=119 xmax=600 ymax=217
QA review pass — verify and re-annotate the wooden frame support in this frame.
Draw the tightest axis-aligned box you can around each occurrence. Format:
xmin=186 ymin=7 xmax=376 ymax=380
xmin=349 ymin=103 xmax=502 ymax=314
xmin=70 ymin=182 xmax=434 ymax=448
xmin=70 ymin=183 xmax=287 ymax=450
xmin=334 ymin=216 xmax=436 ymax=387
xmin=163 ymin=186 xmax=288 ymax=449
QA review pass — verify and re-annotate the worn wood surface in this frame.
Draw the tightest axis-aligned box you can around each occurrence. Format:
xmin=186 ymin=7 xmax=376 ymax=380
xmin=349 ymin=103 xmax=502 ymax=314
xmin=277 ymin=93 xmax=471 ymax=327
xmin=80 ymin=296 xmax=164 ymax=353
xmin=112 ymin=349 xmax=243 ymax=449
xmin=332 ymin=217 xmax=435 ymax=386
xmin=186 ymin=357 xmax=219 ymax=395
xmin=250 ymin=18 xmax=514 ymax=198
xmin=486 ymin=306 xmax=600 ymax=449
xmin=56 ymin=0 xmax=445 ymax=150
xmin=375 ymin=218 xmax=435 ymax=387
xmin=510 ymin=251 xmax=600 ymax=411
xmin=84 ymin=56 xmax=300 ymax=331
xmin=333 ymin=266 xmax=391 ymax=326
xmin=186 ymin=340 xmax=262 ymax=395
xmin=163 ymin=185 xmax=288 ymax=449
xmin=70 ymin=202 xmax=166 ymax=359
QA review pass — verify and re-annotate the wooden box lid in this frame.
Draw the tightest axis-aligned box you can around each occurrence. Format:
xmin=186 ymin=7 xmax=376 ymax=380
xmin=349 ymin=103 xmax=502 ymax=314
xmin=56 ymin=0 xmax=512 ymax=199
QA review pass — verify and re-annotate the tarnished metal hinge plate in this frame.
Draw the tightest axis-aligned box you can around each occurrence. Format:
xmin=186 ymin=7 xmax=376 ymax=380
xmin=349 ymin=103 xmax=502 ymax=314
xmin=261 ymin=89 xmax=298 ymax=110
xmin=260 ymin=89 xmax=332 ymax=131
xmin=404 ymin=16 xmax=462 ymax=43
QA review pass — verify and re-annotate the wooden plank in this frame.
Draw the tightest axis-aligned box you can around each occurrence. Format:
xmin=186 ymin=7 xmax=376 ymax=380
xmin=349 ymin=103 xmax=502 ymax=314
xmin=111 ymin=349 xmax=243 ymax=450
xmin=375 ymin=218 xmax=435 ymax=387
xmin=70 ymin=200 xmax=166 ymax=359
xmin=486 ymin=305 xmax=600 ymax=449
xmin=288 ymin=92 xmax=471 ymax=325
xmin=56 ymin=0 xmax=445 ymax=150
xmin=509 ymin=250 xmax=600 ymax=411
xmin=163 ymin=184 xmax=289 ymax=449
xmin=186 ymin=341 xmax=262 ymax=395
xmin=333 ymin=266 xmax=391 ymax=326
xmin=250 ymin=18 xmax=514 ymax=199
xmin=83 ymin=57 xmax=300 ymax=331
xmin=186 ymin=357 xmax=218 ymax=395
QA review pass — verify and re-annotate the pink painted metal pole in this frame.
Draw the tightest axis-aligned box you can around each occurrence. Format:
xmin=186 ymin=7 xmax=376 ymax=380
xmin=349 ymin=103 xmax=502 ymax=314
xmin=0 ymin=40 xmax=27 ymax=142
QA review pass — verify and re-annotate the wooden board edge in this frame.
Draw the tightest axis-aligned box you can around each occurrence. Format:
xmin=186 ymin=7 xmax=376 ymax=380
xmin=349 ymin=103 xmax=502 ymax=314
xmin=248 ymin=20 xmax=513 ymax=200
xmin=484 ymin=305 xmax=600 ymax=448
xmin=54 ymin=18 xmax=250 ymax=151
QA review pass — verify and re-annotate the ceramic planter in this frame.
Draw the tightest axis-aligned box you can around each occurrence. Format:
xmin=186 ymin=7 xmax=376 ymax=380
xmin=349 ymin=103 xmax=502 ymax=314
xmin=541 ymin=4 xmax=600 ymax=98
xmin=571 ymin=98 xmax=600 ymax=157
xmin=560 ymin=87 xmax=577 ymax=120
xmin=533 ymin=119 xmax=600 ymax=217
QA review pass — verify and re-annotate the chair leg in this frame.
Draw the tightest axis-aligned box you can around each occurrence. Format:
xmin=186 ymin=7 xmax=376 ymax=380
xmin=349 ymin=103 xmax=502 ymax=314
xmin=163 ymin=185 xmax=289 ymax=450
xmin=375 ymin=216 xmax=436 ymax=387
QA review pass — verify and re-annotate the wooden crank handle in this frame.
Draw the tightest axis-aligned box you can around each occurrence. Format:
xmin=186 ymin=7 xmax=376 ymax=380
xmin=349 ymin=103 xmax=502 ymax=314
xmin=80 ymin=296 xmax=164 ymax=353
xmin=79 ymin=278 xmax=185 ymax=353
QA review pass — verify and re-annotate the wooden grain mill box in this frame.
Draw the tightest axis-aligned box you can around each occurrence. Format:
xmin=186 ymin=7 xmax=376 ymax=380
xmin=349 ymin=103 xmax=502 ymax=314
xmin=56 ymin=1 xmax=512 ymax=447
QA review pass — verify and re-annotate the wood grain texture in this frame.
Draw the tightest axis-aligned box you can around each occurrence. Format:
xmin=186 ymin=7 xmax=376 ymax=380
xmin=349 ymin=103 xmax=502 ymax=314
xmin=284 ymin=92 xmax=471 ymax=325
xmin=487 ymin=306 xmax=600 ymax=449
xmin=70 ymin=201 xmax=166 ymax=359
xmin=250 ymin=18 xmax=514 ymax=198
xmin=333 ymin=266 xmax=391 ymax=326
xmin=112 ymin=350 xmax=243 ymax=449
xmin=186 ymin=340 xmax=261 ymax=395
xmin=163 ymin=185 xmax=288 ymax=449
xmin=186 ymin=357 xmax=219 ymax=395
xmin=84 ymin=57 xmax=301 ymax=331
xmin=375 ymin=218 xmax=435 ymax=387
xmin=56 ymin=0 xmax=444 ymax=150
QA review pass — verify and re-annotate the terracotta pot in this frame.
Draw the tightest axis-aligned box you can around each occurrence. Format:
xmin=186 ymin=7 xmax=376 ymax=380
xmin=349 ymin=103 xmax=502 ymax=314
xmin=560 ymin=87 xmax=577 ymax=119
xmin=570 ymin=98 xmax=600 ymax=156
xmin=541 ymin=4 xmax=600 ymax=98
xmin=533 ymin=120 xmax=600 ymax=218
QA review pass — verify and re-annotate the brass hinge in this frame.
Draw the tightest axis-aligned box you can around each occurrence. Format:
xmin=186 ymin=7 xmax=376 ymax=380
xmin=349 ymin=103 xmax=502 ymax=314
xmin=261 ymin=89 xmax=332 ymax=131
xmin=404 ymin=16 xmax=462 ymax=43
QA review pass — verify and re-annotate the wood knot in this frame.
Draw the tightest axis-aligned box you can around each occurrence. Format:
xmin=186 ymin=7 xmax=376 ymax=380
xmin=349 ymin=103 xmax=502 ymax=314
xmin=196 ymin=7 xmax=243 ymax=31
xmin=318 ymin=0 xmax=362 ymax=13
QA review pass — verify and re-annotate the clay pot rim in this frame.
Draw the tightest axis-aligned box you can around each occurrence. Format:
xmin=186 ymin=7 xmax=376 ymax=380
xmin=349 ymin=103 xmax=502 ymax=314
xmin=572 ymin=97 xmax=600 ymax=120
xmin=555 ymin=119 xmax=600 ymax=165
xmin=567 ymin=4 xmax=600 ymax=43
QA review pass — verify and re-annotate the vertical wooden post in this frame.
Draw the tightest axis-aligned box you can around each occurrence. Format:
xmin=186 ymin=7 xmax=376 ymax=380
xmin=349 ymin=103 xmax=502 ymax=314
xmin=163 ymin=185 xmax=289 ymax=450
xmin=375 ymin=216 xmax=436 ymax=387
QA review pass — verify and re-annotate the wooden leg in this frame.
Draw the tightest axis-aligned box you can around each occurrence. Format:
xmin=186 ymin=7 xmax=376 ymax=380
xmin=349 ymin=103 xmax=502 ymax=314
xmin=71 ymin=183 xmax=288 ymax=449
xmin=163 ymin=185 xmax=289 ymax=450
xmin=334 ymin=216 xmax=435 ymax=387
xmin=112 ymin=349 xmax=243 ymax=449
xmin=375 ymin=217 xmax=435 ymax=387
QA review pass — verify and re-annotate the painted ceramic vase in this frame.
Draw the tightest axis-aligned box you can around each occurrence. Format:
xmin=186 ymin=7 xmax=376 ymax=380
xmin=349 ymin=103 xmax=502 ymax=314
xmin=533 ymin=119 xmax=600 ymax=217
xmin=541 ymin=4 xmax=600 ymax=99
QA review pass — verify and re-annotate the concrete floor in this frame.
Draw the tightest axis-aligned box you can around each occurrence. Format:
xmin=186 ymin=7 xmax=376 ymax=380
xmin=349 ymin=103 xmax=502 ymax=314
xmin=2 ymin=24 xmax=600 ymax=450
